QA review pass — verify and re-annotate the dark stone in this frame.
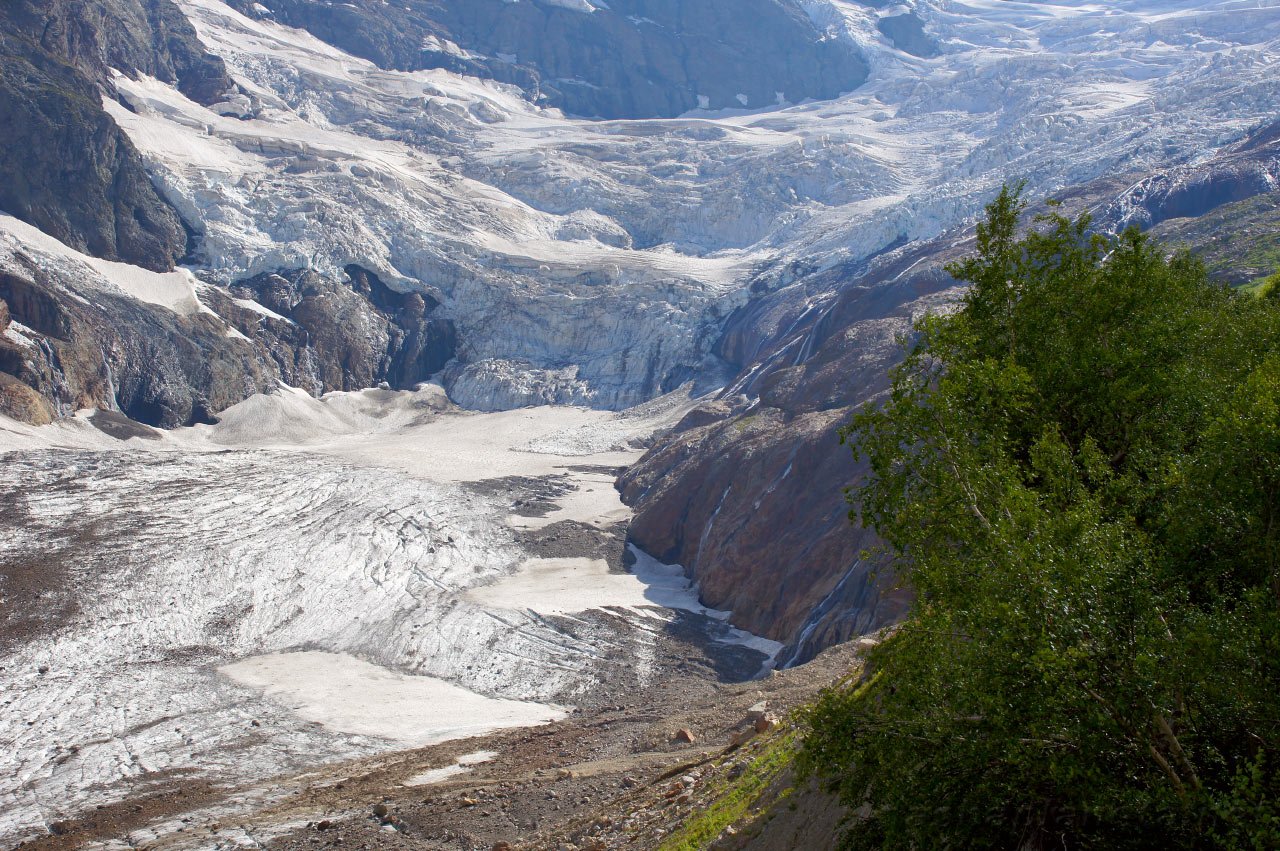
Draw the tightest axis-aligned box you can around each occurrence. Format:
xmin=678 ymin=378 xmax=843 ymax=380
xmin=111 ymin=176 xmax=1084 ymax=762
xmin=0 ymin=259 xmax=278 ymax=427
xmin=877 ymin=13 xmax=940 ymax=59
xmin=0 ymin=0 xmax=235 ymax=272
xmin=226 ymin=0 xmax=868 ymax=119
xmin=6 ymin=0 xmax=234 ymax=104
xmin=215 ymin=266 xmax=456 ymax=397
xmin=0 ymin=35 xmax=187 ymax=271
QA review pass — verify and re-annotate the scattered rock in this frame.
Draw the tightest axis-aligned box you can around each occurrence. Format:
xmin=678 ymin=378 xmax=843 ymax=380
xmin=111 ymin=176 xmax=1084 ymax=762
xmin=673 ymin=728 xmax=695 ymax=744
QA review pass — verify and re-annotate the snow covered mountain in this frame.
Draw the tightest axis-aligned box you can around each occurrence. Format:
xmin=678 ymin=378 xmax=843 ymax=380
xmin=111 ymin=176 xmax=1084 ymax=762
xmin=6 ymin=1 xmax=1280 ymax=841
xmin=8 ymin=0 xmax=1280 ymax=421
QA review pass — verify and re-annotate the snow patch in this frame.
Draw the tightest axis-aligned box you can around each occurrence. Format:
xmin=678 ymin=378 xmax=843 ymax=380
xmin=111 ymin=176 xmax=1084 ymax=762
xmin=0 ymin=213 xmax=213 ymax=318
xmin=220 ymin=652 xmax=565 ymax=746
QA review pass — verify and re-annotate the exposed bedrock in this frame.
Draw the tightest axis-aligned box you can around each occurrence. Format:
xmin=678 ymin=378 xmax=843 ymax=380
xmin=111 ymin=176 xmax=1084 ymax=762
xmin=0 ymin=35 xmax=187 ymax=272
xmin=0 ymin=262 xmax=275 ymax=427
xmin=1101 ymin=119 xmax=1280 ymax=232
xmin=221 ymin=265 xmax=457 ymax=396
xmin=622 ymin=256 xmax=956 ymax=664
xmin=0 ymin=254 xmax=455 ymax=427
xmin=224 ymin=0 xmax=869 ymax=119
xmin=0 ymin=0 xmax=234 ymax=271
xmin=6 ymin=0 xmax=233 ymax=101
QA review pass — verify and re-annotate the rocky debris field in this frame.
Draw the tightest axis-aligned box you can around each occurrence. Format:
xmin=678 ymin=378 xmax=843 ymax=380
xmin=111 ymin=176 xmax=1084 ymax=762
xmin=0 ymin=388 xmax=792 ymax=847
xmin=13 ymin=637 xmax=864 ymax=851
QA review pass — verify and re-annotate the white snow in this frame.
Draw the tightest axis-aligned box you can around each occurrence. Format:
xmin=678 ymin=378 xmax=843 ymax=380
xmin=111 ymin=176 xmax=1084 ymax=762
xmin=402 ymin=764 xmax=471 ymax=786
xmin=467 ymin=557 xmax=657 ymax=616
xmin=0 ymin=387 xmax=781 ymax=845
xmin=507 ymin=470 xmax=628 ymax=531
xmin=0 ymin=213 xmax=215 ymax=317
xmin=402 ymin=751 xmax=495 ymax=787
xmin=71 ymin=0 xmax=1275 ymax=408
xmin=220 ymin=652 xmax=565 ymax=746
xmin=6 ymin=0 xmax=1280 ymax=841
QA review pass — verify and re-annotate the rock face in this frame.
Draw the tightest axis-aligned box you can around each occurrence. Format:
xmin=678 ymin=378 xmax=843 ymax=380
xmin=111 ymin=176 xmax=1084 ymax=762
xmin=215 ymin=265 xmax=456 ymax=396
xmin=6 ymin=0 xmax=232 ymax=101
xmin=623 ymin=122 xmax=1280 ymax=664
xmin=0 ymin=230 xmax=454 ymax=427
xmin=0 ymin=0 xmax=234 ymax=271
xmin=0 ymin=257 xmax=277 ymax=427
xmin=621 ymin=251 xmax=954 ymax=663
xmin=5 ymin=0 xmax=1280 ymax=665
xmin=225 ymin=0 xmax=869 ymax=119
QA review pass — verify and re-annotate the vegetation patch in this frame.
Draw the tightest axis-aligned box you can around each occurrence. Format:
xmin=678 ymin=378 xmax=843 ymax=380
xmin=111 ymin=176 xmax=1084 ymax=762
xmin=659 ymin=730 xmax=799 ymax=851
xmin=804 ymin=186 xmax=1280 ymax=849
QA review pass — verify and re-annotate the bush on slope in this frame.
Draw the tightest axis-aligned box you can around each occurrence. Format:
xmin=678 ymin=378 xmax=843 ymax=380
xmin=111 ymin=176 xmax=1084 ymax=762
xmin=801 ymin=186 xmax=1280 ymax=850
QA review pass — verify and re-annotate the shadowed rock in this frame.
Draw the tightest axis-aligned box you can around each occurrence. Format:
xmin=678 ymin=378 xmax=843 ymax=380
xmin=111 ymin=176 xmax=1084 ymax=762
xmin=225 ymin=0 xmax=869 ymax=119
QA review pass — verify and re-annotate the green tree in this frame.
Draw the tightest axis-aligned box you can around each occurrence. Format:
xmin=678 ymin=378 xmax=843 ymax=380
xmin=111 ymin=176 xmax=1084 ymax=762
xmin=801 ymin=186 xmax=1280 ymax=849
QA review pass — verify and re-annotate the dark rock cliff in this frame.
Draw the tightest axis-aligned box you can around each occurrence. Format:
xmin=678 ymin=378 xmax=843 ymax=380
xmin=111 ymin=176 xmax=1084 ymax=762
xmin=226 ymin=0 xmax=869 ymax=119
xmin=620 ymin=248 xmax=953 ymax=665
xmin=0 ymin=260 xmax=274 ymax=427
xmin=0 ymin=256 xmax=455 ymax=428
xmin=213 ymin=265 xmax=456 ymax=397
xmin=0 ymin=0 xmax=233 ymax=272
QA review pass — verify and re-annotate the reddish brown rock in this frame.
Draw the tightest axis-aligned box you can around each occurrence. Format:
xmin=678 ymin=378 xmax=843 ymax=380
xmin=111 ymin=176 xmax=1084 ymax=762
xmin=621 ymin=248 xmax=955 ymax=665
xmin=0 ymin=372 xmax=53 ymax=425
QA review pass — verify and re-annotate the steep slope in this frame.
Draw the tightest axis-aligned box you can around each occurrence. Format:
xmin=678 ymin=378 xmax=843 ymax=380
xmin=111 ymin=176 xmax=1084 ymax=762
xmin=624 ymin=117 xmax=1280 ymax=665
xmin=222 ymin=0 xmax=869 ymax=119
xmin=0 ymin=0 xmax=234 ymax=269
xmin=5 ymin=0 xmax=1280 ymax=641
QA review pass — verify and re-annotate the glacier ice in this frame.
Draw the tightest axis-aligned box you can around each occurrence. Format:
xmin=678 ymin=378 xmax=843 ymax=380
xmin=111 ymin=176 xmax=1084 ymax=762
xmin=67 ymin=0 xmax=1280 ymax=412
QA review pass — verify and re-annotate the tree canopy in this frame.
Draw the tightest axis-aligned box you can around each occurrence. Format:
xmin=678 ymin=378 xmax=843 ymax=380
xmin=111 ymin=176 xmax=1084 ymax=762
xmin=801 ymin=186 xmax=1280 ymax=849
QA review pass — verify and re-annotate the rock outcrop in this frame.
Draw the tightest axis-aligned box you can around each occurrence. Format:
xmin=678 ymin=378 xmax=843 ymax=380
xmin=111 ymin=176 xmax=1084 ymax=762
xmin=225 ymin=0 xmax=869 ymax=119
xmin=214 ymin=265 xmax=456 ymax=396
xmin=0 ymin=0 xmax=234 ymax=272
xmin=0 ymin=241 xmax=454 ymax=427
xmin=621 ymin=250 xmax=953 ymax=664
xmin=624 ymin=122 xmax=1280 ymax=664
xmin=0 ymin=255 xmax=281 ymax=427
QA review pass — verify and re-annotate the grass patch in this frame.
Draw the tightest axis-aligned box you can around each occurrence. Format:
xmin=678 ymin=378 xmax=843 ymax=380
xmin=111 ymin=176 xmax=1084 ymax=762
xmin=658 ymin=730 xmax=798 ymax=851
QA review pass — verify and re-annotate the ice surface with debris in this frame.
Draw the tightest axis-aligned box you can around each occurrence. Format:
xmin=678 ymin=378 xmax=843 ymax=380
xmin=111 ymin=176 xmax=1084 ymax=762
xmin=0 ymin=387 xmax=761 ymax=845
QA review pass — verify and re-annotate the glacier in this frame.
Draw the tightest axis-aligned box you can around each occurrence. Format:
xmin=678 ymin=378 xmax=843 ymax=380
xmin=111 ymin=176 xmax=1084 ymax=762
xmin=66 ymin=0 xmax=1280 ymax=412
xmin=5 ymin=0 xmax=1280 ymax=843
xmin=0 ymin=386 xmax=781 ymax=843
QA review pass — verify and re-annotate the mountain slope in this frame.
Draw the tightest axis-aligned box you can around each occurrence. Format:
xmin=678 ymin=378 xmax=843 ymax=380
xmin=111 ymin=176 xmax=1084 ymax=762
xmin=5 ymin=0 xmax=1280 ymax=650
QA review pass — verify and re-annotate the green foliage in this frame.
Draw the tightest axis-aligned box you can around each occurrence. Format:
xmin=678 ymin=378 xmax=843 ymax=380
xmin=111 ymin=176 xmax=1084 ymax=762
xmin=659 ymin=731 xmax=797 ymax=851
xmin=1252 ymin=270 xmax=1280 ymax=300
xmin=801 ymin=186 xmax=1280 ymax=849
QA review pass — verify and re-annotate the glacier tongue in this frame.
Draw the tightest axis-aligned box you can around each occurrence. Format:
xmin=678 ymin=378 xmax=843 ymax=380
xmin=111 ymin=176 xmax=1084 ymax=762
xmin=95 ymin=0 xmax=1280 ymax=411
xmin=0 ymin=386 xmax=730 ymax=843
